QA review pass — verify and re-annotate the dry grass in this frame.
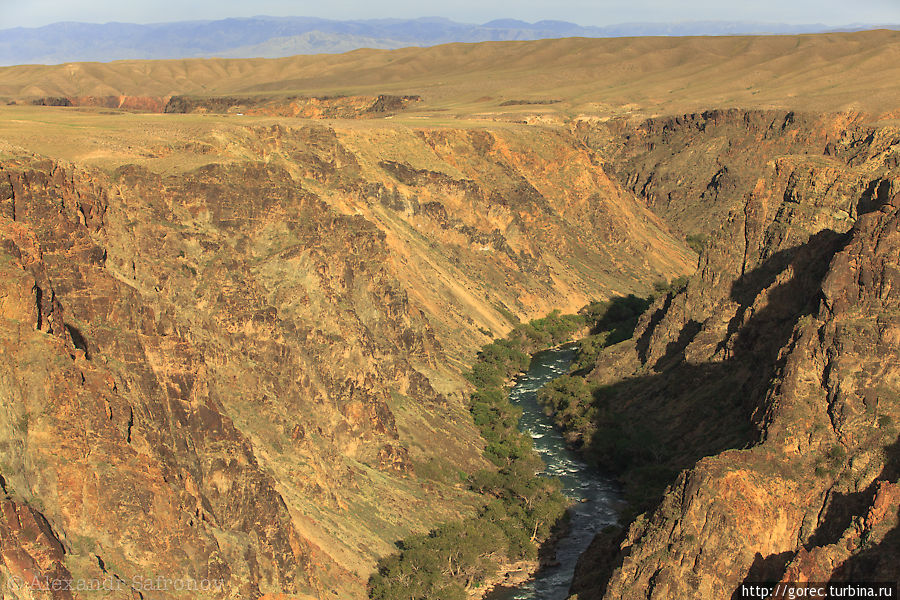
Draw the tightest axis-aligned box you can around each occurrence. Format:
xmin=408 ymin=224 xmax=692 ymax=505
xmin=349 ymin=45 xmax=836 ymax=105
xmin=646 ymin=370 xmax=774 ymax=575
xmin=3 ymin=30 xmax=900 ymax=174
xmin=0 ymin=104 xmax=540 ymax=173
xmin=2 ymin=30 xmax=900 ymax=119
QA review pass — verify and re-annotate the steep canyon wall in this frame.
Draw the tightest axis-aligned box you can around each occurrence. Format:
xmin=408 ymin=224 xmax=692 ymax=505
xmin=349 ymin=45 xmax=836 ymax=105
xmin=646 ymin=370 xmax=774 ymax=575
xmin=0 ymin=123 xmax=693 ymax=599
xmin=567 ymin=110 xmax=900 ymax=599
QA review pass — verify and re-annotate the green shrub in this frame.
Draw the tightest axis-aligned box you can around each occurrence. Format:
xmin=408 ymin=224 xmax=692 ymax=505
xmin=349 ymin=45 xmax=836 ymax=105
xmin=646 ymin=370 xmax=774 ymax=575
xmin=685 ymin=233 xmax=708 ymax=254
xmin=652 ymin=276 xmax=689 ymax=300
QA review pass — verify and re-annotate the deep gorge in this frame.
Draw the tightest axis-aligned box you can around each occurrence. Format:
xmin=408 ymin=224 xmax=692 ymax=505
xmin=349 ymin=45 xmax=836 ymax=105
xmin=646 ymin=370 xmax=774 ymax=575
xmin=0 ymin=104 xmax=898 ymax=600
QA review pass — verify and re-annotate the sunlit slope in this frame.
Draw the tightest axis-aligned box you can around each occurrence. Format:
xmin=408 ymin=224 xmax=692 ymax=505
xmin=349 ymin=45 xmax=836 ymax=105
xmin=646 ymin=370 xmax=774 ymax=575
xmin=2 ymin=30 xmax=900 ymax=117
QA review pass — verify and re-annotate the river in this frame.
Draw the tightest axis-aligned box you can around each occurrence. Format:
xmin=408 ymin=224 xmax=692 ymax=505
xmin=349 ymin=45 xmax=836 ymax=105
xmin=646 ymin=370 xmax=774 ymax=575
xmin=486 ymin=345 xmax=621 ymax=600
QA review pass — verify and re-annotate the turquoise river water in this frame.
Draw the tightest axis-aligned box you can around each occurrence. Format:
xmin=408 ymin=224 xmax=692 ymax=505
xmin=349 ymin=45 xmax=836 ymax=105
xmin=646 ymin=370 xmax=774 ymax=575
xmin=486 ymin=346 xmax=621 ymax=600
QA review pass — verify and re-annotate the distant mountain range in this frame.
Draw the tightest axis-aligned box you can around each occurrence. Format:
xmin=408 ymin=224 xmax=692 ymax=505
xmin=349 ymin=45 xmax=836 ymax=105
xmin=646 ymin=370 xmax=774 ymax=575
xmin=1 ymin=16 xmax=898 ymax=66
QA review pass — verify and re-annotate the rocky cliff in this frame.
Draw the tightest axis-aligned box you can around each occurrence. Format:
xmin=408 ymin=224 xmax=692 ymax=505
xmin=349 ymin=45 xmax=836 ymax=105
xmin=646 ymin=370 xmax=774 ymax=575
xmin=566 ymin=111 xmax=900 ymax=598
xmin=23 ymin=94 xmax=422 ymax=118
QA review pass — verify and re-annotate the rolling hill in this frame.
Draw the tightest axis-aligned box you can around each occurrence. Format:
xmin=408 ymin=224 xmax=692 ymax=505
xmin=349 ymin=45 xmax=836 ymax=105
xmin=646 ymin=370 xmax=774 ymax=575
xmin=2 ymin=16 xmax=894 ymax=66
xmin=2 ymin=31 xmax=900 ymax=120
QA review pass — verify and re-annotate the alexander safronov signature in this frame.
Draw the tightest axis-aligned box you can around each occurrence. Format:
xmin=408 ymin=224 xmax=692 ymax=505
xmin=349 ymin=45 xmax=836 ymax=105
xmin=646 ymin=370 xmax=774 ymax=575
xmin=5 ymin=574 xmax=225 ymax=593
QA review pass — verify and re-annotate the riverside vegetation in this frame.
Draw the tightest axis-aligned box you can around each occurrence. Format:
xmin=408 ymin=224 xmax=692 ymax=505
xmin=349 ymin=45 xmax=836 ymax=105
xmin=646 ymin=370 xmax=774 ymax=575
xmin=369 ymin=297 xmax=656 ymax=599
xmin=539 ymin=282 xmax=689 ymax=514
xmin=368 ymin=311 xmax=581 ymax=599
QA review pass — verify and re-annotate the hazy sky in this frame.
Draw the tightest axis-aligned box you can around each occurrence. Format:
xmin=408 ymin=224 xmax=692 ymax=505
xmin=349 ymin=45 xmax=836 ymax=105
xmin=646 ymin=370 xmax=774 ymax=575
xmin=2 ymin=0 xmax=899 ymax=29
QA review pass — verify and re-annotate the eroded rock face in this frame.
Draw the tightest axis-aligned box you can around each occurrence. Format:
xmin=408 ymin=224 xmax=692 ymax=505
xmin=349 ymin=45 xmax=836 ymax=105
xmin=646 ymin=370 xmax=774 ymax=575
xmin=0 ymin=122 xmax=693 ymax=598
xmin=0 ymin=160 xmax=323 ymax=599
xmin=162 ymin=95 xmax=422 ymax=117
xmin=568 ymin=112 xmax=900 ymax=599
xmin=599 ymin=193 xmax=898 ymax=599
xmin=25 ymin=94 xmax=422 ymax=117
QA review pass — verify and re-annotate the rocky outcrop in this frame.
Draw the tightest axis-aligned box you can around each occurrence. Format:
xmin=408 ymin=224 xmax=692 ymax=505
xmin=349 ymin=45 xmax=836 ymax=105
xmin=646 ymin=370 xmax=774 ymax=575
xmin=589 ymin=190 xmax=899 ymax=600
xmin=575 ymin=110 xmax=871 ymax=240
xmin=567 ymin=113 xmax=900 ymax=599
xmin=0 ymin=160 xmax=326 ymax=599
xmin=28 ymin=96 xmax=171 ymax=112
xmin=22 ymin=94 xmax=420 ymax=117
xmin=163 ymin=94 xmax=421 ymax=117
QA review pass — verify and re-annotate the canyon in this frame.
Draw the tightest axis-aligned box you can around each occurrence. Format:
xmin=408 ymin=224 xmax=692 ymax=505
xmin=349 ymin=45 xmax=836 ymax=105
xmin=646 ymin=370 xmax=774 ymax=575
xmin=0 ymin=30 xmax=898 ymax=600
